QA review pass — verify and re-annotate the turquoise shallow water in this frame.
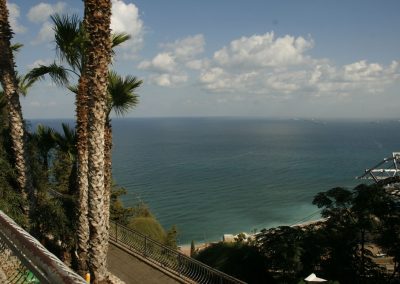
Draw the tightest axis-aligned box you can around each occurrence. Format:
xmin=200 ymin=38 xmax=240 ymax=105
xmin=30 ymin=118 xmax=400 ymax=245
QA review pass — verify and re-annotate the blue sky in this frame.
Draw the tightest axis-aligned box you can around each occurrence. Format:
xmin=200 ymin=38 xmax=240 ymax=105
xmin=6 ymin=0 xmax=400 ymax=119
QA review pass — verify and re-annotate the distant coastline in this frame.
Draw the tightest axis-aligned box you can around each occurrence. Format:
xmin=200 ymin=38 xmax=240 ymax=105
xmin=179 ymin=218 xmax=327 ymax=256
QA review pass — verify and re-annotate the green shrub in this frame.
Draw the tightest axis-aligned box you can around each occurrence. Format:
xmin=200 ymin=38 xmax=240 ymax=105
xmin=128 ymin=216 xmax=166 ymax=243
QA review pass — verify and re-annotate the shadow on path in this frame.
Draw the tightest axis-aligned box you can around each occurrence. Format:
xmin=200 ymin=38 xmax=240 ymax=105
xmin=107 ymin=243 xmax=182 ymax=284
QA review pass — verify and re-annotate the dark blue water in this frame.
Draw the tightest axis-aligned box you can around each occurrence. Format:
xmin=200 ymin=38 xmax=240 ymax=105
xmin=30 ymin=118 xmax=400 ymax=245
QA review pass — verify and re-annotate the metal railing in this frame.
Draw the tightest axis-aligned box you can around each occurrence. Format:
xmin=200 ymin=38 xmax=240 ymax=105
xmin=109 ymin=221 xmax=246 ymax=284
xmin=357 ymin=152 xmax=400 ymax=182
xmin=0 ymin=210 xmax=86 ymax=284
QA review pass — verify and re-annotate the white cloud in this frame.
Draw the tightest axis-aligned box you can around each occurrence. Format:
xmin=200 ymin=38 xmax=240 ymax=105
xmin=31 ymin=21 xmax=54 ymax=45
xmin=139 ymin=34 xmax=206 ymax=87
xmin=27 ymin=2 xmax=67 ymax=45
xmin=7 ymin=2 xmax=26 ymax=33
xmin=186 ymin=59 xmax=206 ymax=70
xmin=162 ymin=34 xmax=205 ymax=60
xmin=213 ymin=32 xmax=314 ymax=69
xmin=138 ymin=52 xmax=176 ymax=73
xmin=311 ymin=61 xmax=399 ymax=96
xmin=111 ymin=0 xmax=144 ymax=58
xmin=197 ymin=32 xmax=400 ymax=98
xmin=150 ymin=74 xmax=188 ymax=87
xmin=200 ymin=57 xmax=400 ymax=97
xmin=140 ymin=31 xmax=400 ymax=95
xmin=343 ymin=60 xmax=383 ymax=82
xmin=200 ymin=68 xmax=260 ymax=94
xmin=27 ymin=58 xmax=52 ymax=69
xmin=27 ymin=2 xmax=66 ymax=23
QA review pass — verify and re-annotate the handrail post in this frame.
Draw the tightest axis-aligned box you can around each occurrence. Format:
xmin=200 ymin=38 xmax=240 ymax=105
xmin=178 ymin=253 xmax=182 ymax=276
xmin=115 ymin=222 xmax=118 ymax=243
xmin=144 ymin=236 xmax=147 ymax=257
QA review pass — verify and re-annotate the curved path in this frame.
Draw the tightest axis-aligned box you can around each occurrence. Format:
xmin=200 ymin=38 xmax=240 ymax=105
xmin=107 ymin=243 xmax=183 ymax=284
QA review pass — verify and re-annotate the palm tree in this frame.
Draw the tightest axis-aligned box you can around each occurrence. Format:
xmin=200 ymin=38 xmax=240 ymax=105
xmin=84 ymin=0 xmax=112 ymax=281
xmin=25 ymin=13 xmax=130 ymax=274
xmin=53 ymin=123 xmax=77 ymax=161
xmin=26 ymin=20 xmax=89 ymax=260
xmin=52 ymin=123 xmax=78 ymax=200
xmin=104 ymin=71 xmax=141 ymax=231
xmin=0 ymin=0 xmax=34 ymax=223
xmin=32 ymin=125 xmax=56 ymax=172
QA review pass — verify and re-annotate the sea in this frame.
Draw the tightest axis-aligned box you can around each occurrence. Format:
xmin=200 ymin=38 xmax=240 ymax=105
xmin=29 ymin=117 xmax=400 ymax=245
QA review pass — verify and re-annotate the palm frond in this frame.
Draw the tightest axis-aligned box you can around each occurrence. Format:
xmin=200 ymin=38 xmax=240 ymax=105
xmin=51 ymin=14 xmax=86 ymax=73
xmin=25 ymin=62 xmax=70 ymax=87
xmin=111 ymin=32 xmax=131 ymax=49
xmin=107 ymin=71 xmax=142 ymax=117
xmin=53 ymin=123 xmax=76 ymax=160
xmin=61 ymin=123 xmax=76 ymax=145
xmin=17 ymin=75 xmax=35 ymax=97
xmin=67 ymin=84 xmax=78 ymax=95
xmin=34 ymin=124 xmax=56 ymax=150
xmin=11 ymin=43 xmax=23 ymax=53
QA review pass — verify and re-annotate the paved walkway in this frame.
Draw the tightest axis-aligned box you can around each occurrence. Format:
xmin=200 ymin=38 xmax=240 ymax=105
xmin=107 ymin=243 xmax=181 ymax=284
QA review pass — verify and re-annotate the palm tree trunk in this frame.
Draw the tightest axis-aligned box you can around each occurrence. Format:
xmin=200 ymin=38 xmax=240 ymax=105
xmin=0 ymin=0 xmax=33 ymax=225
xmin=75 ymin=4 xmax=90 ymax=275
xmin=84 ymin=0 xmax=112 ymax=282
xmin=104 ymin=119 xmax=112 ymax=232
xmin=76 ymin=74 xmax=90 ymax=275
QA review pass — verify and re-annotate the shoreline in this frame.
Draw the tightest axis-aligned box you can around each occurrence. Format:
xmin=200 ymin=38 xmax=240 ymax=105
xmin=178 ymin=218 xmax=326 ymax=256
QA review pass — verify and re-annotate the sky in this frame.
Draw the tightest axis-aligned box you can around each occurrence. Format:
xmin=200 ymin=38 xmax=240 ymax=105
xmin=5 ymin=0 xmax=400 ymax=119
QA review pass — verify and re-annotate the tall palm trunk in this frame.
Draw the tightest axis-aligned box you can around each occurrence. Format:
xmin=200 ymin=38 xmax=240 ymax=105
xmin=84 ymin=0 xmax=112 ymax=282
xmin=0 ymin=0 xmax=33 ymax=224
xmin=104 ymin=119 xmax=112 ymax=233
xmin=76 ymin=74 xmax=90 ymax=275
xmin=76 ymin=5 xmax=90 ymax=276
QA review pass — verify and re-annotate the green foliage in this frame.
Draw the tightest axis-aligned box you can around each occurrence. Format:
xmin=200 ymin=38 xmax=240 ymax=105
xmin=195 ymin=242 xmax=274 ymax=283
xmin=234 ymin=232 xmax=247 ymax=243
xmin=0 ymin=116 xmax=26 ymax=226
xmin=165 ymin=225 xmax=178 ymax=249
xmin=53 ymin=123 xmax=76 ymax=161
xmin=30 ymin=195 xmax=74 ymax=247
xmin=10 ymin=43 xmax=23 ymax=53
xmin=311 ymin=184 xmax=389 ymax=283
xmin=25 ymin=63 xmax=70 ymax=87
xmin=111 ymin=33 xmax=131 ymax=51
xmin=190 ymin=240 xmax=196 ymax=257
xmin=128 ymin=216 xmax=166 ymax=243
xmin=107 ymin=71 xmax=141 ymax=117
xmin=257 ymin=226 xmax=304 ymax=282
xmin=51 ymin=13 xmax=86 ymax=73
xmin=232 ymin=183 xmax=399 ymax=283
xmin=110 ymin=185 xmax=134 ymax=225
xmin=132 ymin=201 xmax=154 ymax=218
xmin=111 ymin=193 xmax=178 ymax=247
xmin=31 ymin=124 xmax=56 ymax=170
xmin=0 ymin=148 xmax=26 ymax=226
xmin=51 ymin=150 xmax=75 ymax=194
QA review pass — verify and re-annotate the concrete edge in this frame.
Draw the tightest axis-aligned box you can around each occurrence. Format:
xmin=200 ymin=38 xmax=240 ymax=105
xmin=109 ymin=240 xmax=195 ymax=284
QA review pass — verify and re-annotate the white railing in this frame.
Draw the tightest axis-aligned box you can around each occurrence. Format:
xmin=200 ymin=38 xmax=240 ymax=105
xmin=0 ymin=210 xmax=86 ymax=284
